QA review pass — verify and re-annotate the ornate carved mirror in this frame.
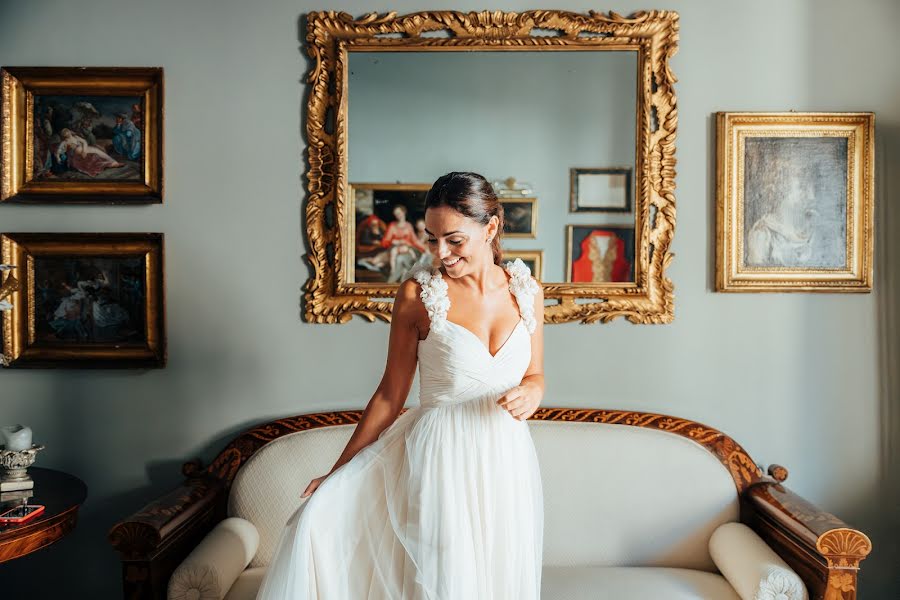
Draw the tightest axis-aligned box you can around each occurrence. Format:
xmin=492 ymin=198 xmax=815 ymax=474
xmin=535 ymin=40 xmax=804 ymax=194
xmin=303 ymin=10 xmax=678 ymax=324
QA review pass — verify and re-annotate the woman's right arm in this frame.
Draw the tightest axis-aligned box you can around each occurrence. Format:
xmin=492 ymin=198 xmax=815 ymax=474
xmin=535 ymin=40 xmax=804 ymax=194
xmin=302 ymin=278 xmax=423 ymax=497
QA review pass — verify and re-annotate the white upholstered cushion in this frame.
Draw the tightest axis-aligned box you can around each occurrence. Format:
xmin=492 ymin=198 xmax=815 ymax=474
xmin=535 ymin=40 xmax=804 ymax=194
xmin=168 ymin=517 xmax=259 ymax=600
xmin=218 ymin=566 xmax=741 ymax=600
xmin=709 ymin=522 xmax=808 ymax=600
xmin=223 ymin=567 xmax=267 ymax=600
xmin=228 ymin=419 xmax=740 ymax=570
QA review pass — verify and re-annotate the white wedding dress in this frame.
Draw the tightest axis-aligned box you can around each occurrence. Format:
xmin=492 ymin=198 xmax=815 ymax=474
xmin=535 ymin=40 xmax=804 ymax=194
xmin=256 ymin=258 xmax=544 ymax=600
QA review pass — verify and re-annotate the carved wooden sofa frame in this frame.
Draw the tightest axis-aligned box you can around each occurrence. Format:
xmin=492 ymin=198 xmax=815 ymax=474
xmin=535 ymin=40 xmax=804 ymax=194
xmin=108 ymin=409 xmax=872 ymax=600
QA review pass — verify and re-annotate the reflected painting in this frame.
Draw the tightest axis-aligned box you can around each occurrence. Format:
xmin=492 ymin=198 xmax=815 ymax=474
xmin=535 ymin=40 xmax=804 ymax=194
xmin=352 ymin=184 xmax=433 ymax=283
xmin=500 ymin=199 xmax=537 ymax=238
xmin=566 ymin=225 xmax=634 ymax=283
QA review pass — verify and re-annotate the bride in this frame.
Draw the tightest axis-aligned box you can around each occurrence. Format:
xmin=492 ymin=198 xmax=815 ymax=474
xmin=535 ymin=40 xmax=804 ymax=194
xmin=257 ymin=171 xmax=545 ymax=599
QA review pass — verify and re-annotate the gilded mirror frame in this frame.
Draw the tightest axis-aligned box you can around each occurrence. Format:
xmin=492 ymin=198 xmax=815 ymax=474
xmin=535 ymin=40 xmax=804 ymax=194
xmin=303 ymin=10 xmax=678 ymax=324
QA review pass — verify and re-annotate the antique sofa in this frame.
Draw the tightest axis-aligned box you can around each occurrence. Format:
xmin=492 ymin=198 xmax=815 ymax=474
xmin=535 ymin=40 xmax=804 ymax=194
xmin=109 ymin=409 xmax=872 ymax=599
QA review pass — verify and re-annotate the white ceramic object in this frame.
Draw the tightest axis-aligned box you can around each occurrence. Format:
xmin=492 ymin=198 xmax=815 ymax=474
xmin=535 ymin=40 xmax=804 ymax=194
xmin=1 ymin=425 xmax=33 ymax=451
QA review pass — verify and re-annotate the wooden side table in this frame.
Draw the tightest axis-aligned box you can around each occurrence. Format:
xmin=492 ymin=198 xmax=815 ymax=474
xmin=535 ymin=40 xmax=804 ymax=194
xmin=0 ymin=467 xmax=87 ymax=562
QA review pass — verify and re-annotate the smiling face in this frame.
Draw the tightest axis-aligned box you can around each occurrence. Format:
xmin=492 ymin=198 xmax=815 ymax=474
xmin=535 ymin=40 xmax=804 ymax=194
xmin=424 ymin=205 xmax=499 ymax=277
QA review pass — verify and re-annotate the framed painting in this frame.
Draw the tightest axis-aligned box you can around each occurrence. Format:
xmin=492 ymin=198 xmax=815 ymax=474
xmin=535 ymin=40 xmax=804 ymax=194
xmin=716 ymin=112 xmax=874 ymax=292
xmin=570 ymin=167 xmax=632 ymax=213
xmin=500 ymin=198 xmax=538 ymax=238
xmin=0 ymin=233 xmax=166 ymax=367
xmin=565 ymin=225 xmax=636 ymax=284
xmin=348 ymin=183 xmax=432 ymax=284
xmin=1 ymin=67 xmax=164 ymax=204
xmin=502 ymin=250 xmax=543 ymax=281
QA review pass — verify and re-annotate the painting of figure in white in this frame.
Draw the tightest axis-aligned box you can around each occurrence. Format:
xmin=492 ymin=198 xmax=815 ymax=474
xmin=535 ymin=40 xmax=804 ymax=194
xmin=33 ymin=257 xmax=145 ymax=344
xmin=742 ymin=137 xmax=848 ymax=269
xmin=32 ymin=95 xmax=143 ymax=181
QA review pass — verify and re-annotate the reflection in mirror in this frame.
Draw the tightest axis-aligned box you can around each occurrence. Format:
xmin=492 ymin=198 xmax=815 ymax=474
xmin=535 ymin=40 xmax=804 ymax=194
xmin=347 ymin=50 xmax=637 ymax=284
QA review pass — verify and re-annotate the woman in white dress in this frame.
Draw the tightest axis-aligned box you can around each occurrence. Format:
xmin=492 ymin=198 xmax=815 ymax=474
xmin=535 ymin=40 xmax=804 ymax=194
xmin=257 ymin=171 xmax=545 ymax=599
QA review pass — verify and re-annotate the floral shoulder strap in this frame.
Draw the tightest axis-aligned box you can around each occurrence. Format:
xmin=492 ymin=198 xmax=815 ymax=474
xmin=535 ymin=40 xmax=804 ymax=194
xmin=406 ymin=264 xmax=450 ymax=333
xmin=504 ymin=258 xmax=541 ymax=334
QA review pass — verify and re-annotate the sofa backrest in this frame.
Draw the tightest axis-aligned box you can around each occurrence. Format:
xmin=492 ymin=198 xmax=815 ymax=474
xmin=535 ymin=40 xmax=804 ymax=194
xmin=228 ymin=419 xmax=740 ymax=570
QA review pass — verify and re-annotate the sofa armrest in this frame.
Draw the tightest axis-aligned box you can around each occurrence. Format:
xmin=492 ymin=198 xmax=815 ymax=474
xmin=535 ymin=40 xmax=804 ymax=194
xmin=741 ymin=477 xmax=872 ymax=600
xmin=167 ymin=517 xmax=259 ymax=600
xmin=710 ymin=522 xmax=808 ymax=600
xmin=108 ymin=475 xmax=228 ymax=600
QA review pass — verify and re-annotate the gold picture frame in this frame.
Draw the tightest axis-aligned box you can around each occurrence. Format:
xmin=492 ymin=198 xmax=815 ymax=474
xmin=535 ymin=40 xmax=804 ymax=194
xmin=716 ymin=112 xmax=874 ymax=292
xmin=1 ymin=67 xmax=164 ymax=204
xmin=502 ymin=250 xmax=543 ymax=281
xmin=569 ymin=167 xmax=633 ymax=213
xmin=1 ymin=233 xmax=166 ymax=367
xmin=500 ymin=197 xmax=538 ymax=239
xmin=303 ymin=10 xmax=679 ymax=324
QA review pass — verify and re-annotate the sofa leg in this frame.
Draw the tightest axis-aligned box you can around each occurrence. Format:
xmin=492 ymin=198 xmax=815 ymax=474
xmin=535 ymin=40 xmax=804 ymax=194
xmin=820 ymin=528 xmax=870 ymax=600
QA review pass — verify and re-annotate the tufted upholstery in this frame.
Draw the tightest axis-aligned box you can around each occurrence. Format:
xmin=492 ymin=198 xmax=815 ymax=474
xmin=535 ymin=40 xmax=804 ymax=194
xmin=228 ymin=419 xmax=740 ymax=571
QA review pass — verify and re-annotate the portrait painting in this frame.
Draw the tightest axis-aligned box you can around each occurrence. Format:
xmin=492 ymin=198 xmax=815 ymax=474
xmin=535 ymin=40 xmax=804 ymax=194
xmin=32 ymin=95 xmax=144 ymax=182
xmin=1 ymin=233 xmax=165 ymax=367
xmin=743 ymin=137 xmax=847 ymax=269
xmin=566 ymin=225 xmax=635 ymax=283
xmin=501 ymin=198 xmax=537 ymax=238
xmin=1 ymin=67 xmax=163 ymax=203
xmin=351 ymin=183 xmax=432 ymax=284
xmin=570 ymin=168 xmax=632 ymax=213
xmin=716 ymin=112 xmax=874 ymax=292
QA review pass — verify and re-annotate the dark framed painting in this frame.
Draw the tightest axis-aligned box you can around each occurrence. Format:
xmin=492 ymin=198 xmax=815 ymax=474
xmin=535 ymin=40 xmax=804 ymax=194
xmin=716 ymin=112 xmax=874 ymax=292
xmin=0 ymin=233 xmax=166 ymax=368
xmin=349 ymin=183 xmax=432 ymax=284
xmin=502 ymin=250 xmax=543 ymax=281
xmin=565 ymin=225 xmax=635 ymax=283
xmin=500 ymin=198 xmax=537 ymax=238
xmin=570 ymin=167 xmax=632 ymax=213
xmin=1 ymin=67 xmax=164 ymax=204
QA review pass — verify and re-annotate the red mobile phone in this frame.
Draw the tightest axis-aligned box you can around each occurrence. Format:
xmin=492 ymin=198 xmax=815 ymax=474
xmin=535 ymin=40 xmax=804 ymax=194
xmin=0 ymin=504 xmax=45 ymax=524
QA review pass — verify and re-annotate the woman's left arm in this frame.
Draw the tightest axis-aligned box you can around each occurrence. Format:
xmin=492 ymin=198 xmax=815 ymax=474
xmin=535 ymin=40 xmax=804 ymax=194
xmin=498 ymin=278 xmax=544 ymax=421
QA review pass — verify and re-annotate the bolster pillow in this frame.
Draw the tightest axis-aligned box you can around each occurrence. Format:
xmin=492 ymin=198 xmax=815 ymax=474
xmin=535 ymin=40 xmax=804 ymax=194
xmin=168 ymin=517 xmax=260 ymax=600
xmin=709 ymin=522 xmax=808 ymax=600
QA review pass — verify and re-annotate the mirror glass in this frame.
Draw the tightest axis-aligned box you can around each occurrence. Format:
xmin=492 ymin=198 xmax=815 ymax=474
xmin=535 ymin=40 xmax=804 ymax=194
xmin=347 ymin=50 xmax=638 ymax=285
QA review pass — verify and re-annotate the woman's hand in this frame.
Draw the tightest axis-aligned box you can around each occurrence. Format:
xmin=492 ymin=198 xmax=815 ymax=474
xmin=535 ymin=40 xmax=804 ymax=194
xmin=300 ymin=472 xmax=332 ymax=498
xmin=497 ymin=381 xmax=542 ymax=421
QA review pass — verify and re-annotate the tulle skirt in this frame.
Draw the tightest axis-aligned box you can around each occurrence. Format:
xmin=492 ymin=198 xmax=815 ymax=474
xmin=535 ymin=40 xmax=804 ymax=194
xmin=255 ymin=395 xmax=544 ymax=599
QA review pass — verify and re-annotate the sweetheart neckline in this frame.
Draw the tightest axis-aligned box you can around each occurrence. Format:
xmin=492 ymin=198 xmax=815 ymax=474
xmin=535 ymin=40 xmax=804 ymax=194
xmin=445 ymin=317 xmax=524 ymax=359
xmin=419 ymin=317 xmax=525 ymax=360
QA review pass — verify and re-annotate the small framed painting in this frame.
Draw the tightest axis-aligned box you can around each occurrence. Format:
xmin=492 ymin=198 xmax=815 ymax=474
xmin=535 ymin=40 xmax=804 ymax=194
xmin=565 ymin=225 xmax=635 ymax=283
xmin=570 ymin=168 xmax=632 ymax=213
xmin=0 ymin=233 xmax=166 ymax=367
xmin=502 ymin=250 xmax=543 ymax=281
xmin=349 ymin=183 xmax=432 ymax=284
xmin=716 ymin=112 xmax=874 ymax=292
xmin=1 ymin=67 xmax=164 ymax=204
xmin=501 ymin=198 xmax=537 ymax=238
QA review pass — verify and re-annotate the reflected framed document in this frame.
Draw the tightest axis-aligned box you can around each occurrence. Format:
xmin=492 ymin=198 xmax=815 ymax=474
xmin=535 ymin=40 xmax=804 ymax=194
xmin=570 ymin=168 xmax=632 ymax=213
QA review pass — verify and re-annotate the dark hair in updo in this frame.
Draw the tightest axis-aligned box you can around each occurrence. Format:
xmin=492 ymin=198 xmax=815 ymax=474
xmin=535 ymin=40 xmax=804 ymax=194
xmin=425 ymin=172 xmax=504 ymax=265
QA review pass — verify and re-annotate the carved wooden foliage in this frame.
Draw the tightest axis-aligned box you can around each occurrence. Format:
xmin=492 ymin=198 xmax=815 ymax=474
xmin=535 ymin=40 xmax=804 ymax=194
xmin=302 ymin=10 xmax=679 ymax=324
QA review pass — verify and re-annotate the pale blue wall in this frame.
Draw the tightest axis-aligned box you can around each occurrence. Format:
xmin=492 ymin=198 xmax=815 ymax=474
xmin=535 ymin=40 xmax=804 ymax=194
xmin=0 ymin=0 xmax=897 ymax=597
